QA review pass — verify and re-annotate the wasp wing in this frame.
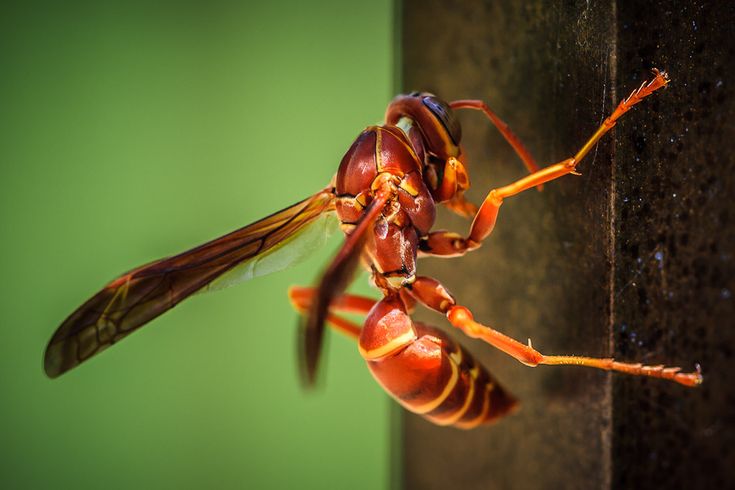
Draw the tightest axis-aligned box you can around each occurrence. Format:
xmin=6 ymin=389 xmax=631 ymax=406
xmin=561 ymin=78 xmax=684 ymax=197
xmin=203 ymin=203 xmax=339 ymax=292
xmin=300 ymin=190 xmax=391 ymax=385
xmin=45 ymin=188 xmax=336 ymax=378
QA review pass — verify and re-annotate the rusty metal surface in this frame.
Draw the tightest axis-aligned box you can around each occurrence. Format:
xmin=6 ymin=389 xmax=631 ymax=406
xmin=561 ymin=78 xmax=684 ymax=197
xmin=400 ymin=1 xmax=734 ymax=489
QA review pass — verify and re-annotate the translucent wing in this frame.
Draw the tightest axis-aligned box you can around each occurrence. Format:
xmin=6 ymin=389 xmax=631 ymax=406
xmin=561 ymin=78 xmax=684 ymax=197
xmin=203 ymin=204 xmax=338 ymax=292
xmin=45 ymin=188 xmax=336 ymax=378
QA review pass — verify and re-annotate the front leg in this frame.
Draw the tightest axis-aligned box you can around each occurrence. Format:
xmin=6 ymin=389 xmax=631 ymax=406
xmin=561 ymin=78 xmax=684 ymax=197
xmin=422 ymin=69 xmax=670 ymax=257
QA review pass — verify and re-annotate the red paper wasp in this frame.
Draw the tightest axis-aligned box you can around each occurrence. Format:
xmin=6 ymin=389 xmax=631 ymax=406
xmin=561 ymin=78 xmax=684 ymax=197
xmin=45 ymin=69 xmax=701 ymax=428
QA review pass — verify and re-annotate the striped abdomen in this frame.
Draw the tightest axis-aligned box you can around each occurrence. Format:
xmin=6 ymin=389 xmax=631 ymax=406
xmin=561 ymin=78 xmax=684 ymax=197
xmin=368 ymin=323 xmax=517 ymax=428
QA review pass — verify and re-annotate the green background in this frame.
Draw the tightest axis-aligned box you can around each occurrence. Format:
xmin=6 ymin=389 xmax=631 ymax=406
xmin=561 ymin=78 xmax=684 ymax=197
xmin=0 ymin=1 xmax=393 ymax=488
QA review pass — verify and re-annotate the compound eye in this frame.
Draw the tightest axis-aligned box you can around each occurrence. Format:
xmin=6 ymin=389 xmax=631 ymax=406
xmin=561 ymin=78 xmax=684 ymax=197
xmin=422 ymin=96 xmax=462 ymax=145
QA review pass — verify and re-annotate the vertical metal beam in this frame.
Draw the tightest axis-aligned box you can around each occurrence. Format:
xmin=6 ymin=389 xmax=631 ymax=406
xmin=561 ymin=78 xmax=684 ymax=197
xmin=400 ymin=1 xmax=734 ymax=488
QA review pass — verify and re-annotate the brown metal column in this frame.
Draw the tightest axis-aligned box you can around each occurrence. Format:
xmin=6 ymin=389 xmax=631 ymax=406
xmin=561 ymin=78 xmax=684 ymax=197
xmin=399 ymin=1 xmax=734 ymax=489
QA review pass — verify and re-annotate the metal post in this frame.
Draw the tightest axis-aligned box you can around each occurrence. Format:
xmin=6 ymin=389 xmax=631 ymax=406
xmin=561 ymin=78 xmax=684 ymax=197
xmin=399 ymin=1 xmax=734 ymax=489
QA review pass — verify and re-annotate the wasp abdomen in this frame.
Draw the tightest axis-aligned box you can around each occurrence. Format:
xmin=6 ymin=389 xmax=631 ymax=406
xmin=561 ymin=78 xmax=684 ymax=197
xmin=365 ymin=320 xmax=518 ymax=429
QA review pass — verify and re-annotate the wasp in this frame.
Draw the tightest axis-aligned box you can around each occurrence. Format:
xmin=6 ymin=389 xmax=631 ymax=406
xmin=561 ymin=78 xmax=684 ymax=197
xmin=45 ymin=69 xmax=701 ymax=428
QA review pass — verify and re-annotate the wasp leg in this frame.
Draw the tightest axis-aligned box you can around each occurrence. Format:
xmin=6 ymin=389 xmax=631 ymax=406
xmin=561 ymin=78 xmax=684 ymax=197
xmin=288 ymin=286 xmax=376 ymax=339
xmin=446 ymin=305 xmax=702 ymax=387
xmin=418 ymin=230 xmax=475 ymax=258
xmin=422 ymin=70 xmax=671 ymax=257
xmin=406 ymin=276 xmax=703 ymax=388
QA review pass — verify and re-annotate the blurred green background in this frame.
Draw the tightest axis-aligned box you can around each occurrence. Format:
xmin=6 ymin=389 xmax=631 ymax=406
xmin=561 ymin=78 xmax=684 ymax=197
xmin=0 ymin=1 xmax=393 ymax=488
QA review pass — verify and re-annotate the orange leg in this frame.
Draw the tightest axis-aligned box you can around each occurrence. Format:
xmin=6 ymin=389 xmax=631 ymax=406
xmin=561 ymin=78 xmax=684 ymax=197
xmin=446 ymin=305 xmax=702 ymax=387
xmin=469 ymin=69 xmax=669 ymax=245
xmin=422 ymin=69 xmax=671 ymax=257
xmin=405 ymin=276 xmax=702 ymax=388
xmin=288 ymin=286 xmax=376 ymax=340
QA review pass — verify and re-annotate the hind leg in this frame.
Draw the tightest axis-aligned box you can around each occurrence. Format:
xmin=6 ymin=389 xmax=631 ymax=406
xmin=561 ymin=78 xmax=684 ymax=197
xmin=288 ymin=286 xmax=376 ymax=339
xmin=406 ymin=276 xmax=703 ymax=387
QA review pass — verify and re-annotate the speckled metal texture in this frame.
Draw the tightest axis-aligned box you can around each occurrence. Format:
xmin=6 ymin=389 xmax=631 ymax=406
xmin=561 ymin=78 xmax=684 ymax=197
xmin=400 ymin=1 xmax=734 ymax=489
